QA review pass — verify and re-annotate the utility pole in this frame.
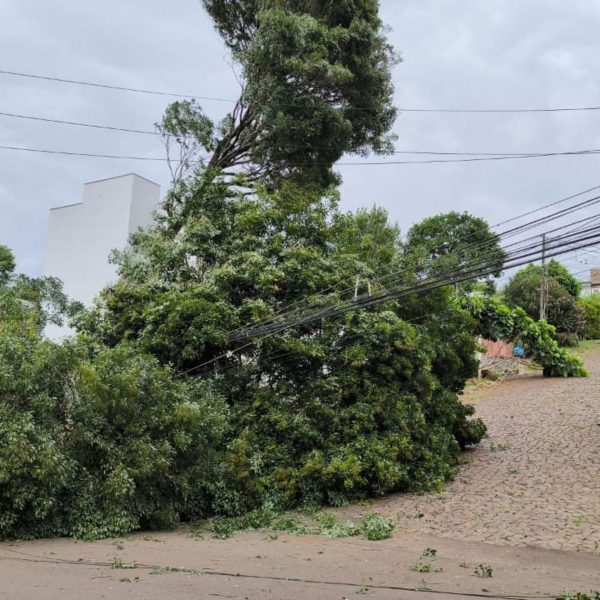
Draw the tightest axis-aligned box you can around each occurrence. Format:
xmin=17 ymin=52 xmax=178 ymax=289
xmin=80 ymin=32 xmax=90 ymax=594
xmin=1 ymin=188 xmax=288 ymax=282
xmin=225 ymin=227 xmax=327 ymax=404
xmin=540 ymin=233 xmax=547 ymax=321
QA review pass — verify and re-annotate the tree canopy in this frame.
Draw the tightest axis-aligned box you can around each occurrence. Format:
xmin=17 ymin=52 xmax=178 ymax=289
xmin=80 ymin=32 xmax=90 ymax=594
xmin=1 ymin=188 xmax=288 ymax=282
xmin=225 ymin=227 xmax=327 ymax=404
xmin=0 ymin=245 xmax=15 ymax=285
xmin=159 ymin=0 xmax=398 ymax=209
xmin=405 ymin=212 xmax=505 ymax=292
xmin=503 ymin=260 xmax=585 ymax=344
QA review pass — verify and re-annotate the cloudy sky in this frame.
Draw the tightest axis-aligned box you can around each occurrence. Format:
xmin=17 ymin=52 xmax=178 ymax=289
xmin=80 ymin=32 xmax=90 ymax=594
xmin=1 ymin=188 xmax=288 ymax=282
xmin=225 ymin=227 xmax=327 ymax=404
xmin=1 ymin=0 xmax=600 ymax=279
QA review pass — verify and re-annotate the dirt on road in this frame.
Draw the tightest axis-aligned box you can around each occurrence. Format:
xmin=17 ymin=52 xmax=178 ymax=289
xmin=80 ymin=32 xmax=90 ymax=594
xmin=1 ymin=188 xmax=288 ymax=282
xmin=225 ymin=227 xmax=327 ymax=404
xmin=2 ymin=349 xmax=599 ymax=600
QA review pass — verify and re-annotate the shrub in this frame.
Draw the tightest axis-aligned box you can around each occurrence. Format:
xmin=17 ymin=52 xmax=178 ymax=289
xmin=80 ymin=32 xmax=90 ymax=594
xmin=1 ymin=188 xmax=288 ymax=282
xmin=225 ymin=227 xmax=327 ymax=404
xmin=360 ymin=513 xmax=395 ymax=540
xmin=579 ymin=295 xmax=600 ymax=340
xmin=0 ymin=288 xmax=229 ymax=539
xmin=461 ymin=295 xmax=586 ymax=377
xmin=63 ymin=344 xmax=229 ymax=538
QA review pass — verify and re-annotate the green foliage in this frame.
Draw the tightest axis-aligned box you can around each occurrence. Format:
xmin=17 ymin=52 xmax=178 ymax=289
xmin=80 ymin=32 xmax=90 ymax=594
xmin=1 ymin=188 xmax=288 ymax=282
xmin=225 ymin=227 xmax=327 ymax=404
xmin=208 ymin=508 xmax=276 ymax=539
xmin=474 ymin=563 xmax=493 ymax=578
xmin=0 ymin=184 xmax=492 ymax=542
xmin=0 ymin=280 xmax=229 ymax=539
xmin=406 ymin=212 xmax=505 ymax=293
xmin=196 ymin=0 xmax=398 ymax=191
xmin=315 ymin=512 xmax=359 ymax=538
xmin=201 ymin=509 xmax=392 ymax=541
xmin=72 ymin=178 xmax=489 ymax=526
xmin=212 ymin=308 xmax=486 ymax=512
xmin=63 ymin=345 xmax=229 ymax=538
xmin=503 ymin=261 xmax=585 ymax=344
xmin=0 ymin=244 xmax=15 ymax=285
xmin=579 ymin=295 xmax=600 ymax=339
xmin=461 ymin=295 xmax=587 ymax=377
xmin=359 ymin=513 xmax=395 ymax=540
xmin=556 ymin=592 xmax=600 ymax=600
xmin=0 ymin=1 xmax=501 ymax=541
xmin=547 ymin=261 xmax=582 ymax=297
xmin=411 ymin=547 xmax=439 ymax=573
xmin=0 ymin=406 xmax=73 ymax=539
xmin=490 ymin=441 xmax=509 ymax=452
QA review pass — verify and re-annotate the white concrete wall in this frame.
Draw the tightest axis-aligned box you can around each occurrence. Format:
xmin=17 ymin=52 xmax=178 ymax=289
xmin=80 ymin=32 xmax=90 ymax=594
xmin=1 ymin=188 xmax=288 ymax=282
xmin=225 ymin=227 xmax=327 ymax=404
xmin=129 ymin=175 xmax=161 ymax=234
xmin=44 ymin=174 xmax=160 ymax=337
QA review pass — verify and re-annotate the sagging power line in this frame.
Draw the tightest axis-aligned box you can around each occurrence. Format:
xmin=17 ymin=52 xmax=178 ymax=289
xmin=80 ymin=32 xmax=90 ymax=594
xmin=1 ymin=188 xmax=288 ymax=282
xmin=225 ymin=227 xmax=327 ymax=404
xmin=222 ymin=192 xmax=600 ymax=343
xmin=178 ymin=192 xmax=600 ymax=377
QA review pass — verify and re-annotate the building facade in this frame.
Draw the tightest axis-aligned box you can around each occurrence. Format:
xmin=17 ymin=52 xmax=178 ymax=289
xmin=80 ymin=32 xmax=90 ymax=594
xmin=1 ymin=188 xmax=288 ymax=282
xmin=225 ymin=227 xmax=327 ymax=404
xmin=44 ymin=174 xmax=160 ymax=335
xmin=581 ymin=268 xmax=600 ymax=296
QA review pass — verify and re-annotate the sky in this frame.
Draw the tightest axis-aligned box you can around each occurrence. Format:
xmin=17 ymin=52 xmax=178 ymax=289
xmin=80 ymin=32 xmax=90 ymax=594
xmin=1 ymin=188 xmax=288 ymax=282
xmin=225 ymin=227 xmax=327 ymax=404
xmin=1 ymin=0 xmax=600 ymax=280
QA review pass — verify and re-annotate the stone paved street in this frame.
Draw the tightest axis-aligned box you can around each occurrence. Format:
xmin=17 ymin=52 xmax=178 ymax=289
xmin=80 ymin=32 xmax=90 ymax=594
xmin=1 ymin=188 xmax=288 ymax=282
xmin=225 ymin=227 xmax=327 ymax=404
xmin=359 ymin=348 xmax=600 ymax=552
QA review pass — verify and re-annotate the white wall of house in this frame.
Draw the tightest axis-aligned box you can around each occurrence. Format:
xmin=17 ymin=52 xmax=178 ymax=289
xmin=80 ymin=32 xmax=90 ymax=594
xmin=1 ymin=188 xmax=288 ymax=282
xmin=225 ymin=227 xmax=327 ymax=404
xmin=43 ymin=173 xmax=160 ymax=337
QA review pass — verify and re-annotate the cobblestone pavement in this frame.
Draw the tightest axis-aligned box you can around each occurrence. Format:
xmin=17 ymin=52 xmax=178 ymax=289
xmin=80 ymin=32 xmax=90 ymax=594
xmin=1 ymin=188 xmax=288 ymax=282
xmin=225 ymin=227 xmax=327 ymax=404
xmin=359 ymin=349 xmax=600 ymax=552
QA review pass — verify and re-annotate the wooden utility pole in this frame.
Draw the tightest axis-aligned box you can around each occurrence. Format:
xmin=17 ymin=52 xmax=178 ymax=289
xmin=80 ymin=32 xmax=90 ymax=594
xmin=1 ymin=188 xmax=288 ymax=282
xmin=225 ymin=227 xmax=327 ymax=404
xmin=540 ymin=233 xmax=547 ymax=320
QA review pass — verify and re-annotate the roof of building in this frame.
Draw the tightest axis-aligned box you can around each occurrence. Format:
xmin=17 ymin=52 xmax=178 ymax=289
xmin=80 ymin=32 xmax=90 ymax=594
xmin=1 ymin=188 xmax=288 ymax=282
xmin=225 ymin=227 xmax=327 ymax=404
xmin=84 ymin=173 xmax=160 ymax=187
xmin=49 ymin=201 xmax=83 ymax=211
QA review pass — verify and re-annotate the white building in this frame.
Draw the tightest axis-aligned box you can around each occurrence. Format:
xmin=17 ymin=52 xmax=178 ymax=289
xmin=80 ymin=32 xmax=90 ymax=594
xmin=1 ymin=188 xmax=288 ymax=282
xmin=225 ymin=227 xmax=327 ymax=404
xmin=44 ymin=174 xmax=160 ymax=335
xmin=580 ymin=268 xmax=600 ymax=297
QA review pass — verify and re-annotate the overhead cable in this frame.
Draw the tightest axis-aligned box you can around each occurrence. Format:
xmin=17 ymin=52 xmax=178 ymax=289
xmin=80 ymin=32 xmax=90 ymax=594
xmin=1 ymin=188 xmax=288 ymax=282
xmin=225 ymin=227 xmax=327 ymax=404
xmin=3 ymin=68 xmax=600 ymax=115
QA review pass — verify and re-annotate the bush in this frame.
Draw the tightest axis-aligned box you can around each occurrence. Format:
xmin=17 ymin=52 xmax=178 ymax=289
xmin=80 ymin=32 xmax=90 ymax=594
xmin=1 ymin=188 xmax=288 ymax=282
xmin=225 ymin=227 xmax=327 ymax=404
xmin=0 ymin=407 xmax=73 ymax=539
xmin=0 ymin=291 xmax=79 ymax=539
xmin=360 ymin=513 xmax=395 ymax=540
xmin=213 ymin=309 xmax=486 ymax=515
xmin=503 ymin=262 xmax=585 ymax=344
xmin=461 ymin=295 xmax=587 ymax=377
xmin=579 ymin=295 xmax=600 ymax=340
xmin=0 ymin=289 xmax=229 ymax=539
xmin=63 ymin=344 xmax=229 ymax=538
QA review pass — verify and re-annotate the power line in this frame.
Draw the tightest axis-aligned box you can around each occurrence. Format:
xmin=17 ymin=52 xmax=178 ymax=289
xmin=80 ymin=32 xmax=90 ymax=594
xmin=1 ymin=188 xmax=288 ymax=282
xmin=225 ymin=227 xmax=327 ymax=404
xmin=338 ymin=150 xmax=600 ymax=165
xmin=5 ymin=109 xmax=600 ymax=161
xmin=180 ymin=218 xmax=600 ymax=377
xmin=229 ymin=228 xmax=600 ymax=344
xmin=6 ymin=108 xmax=600 ymax=159
xmin=0 ymin=111 xmax=158 ymax=136
xmin=492 ymin=184 xmax=600 ymax=227
xmin=224 ymin=195 xmax=600 ymax=342
xmin=184 ymin=231 xmax=600 ymax=378
xmin=198 ymin=234 xmax=592 ymax=378
xmin=225 ymin=200 xmax=600 ymax=346
xmin=0 ymin=144 xmax=167 ymax=161
xmin=0 ymin=112 xmax=600 ymax=161
xmin=0 ymin=69 xmax=202 ymax=100
xmin=2 ymin=142 xmax=600 ymax=165
xmin=3 ymin=69 xmax=600 ymax=114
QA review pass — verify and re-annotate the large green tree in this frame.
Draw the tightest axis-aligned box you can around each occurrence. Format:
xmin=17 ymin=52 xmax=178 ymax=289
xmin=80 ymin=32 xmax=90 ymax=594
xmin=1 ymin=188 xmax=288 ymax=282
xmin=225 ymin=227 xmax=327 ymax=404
xmin=79 ymin=170 xmax=489 ymax=514
xmin=0 ymin=3 xmax=587 ymax=541
xmin=503 ymin=260 xmax=585 ymax=344
xmin=159 ymin=0 xmax=398 ymax=226
xmin=405 ymin=212 xmax=505 ymax=293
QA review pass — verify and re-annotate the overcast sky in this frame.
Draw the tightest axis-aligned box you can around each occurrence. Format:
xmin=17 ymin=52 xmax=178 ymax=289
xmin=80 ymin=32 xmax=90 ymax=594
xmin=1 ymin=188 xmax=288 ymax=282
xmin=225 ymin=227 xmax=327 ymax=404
xmin=1 ymin=0 xmax=600 ymax=279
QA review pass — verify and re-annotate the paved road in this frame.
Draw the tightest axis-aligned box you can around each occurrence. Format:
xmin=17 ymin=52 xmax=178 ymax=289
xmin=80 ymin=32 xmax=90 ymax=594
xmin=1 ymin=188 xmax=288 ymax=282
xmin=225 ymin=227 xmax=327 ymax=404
xmin=355 ymin=348 xmax=600 ymax=552
xmin=2 ymin=529 xmax=599 ymax=599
